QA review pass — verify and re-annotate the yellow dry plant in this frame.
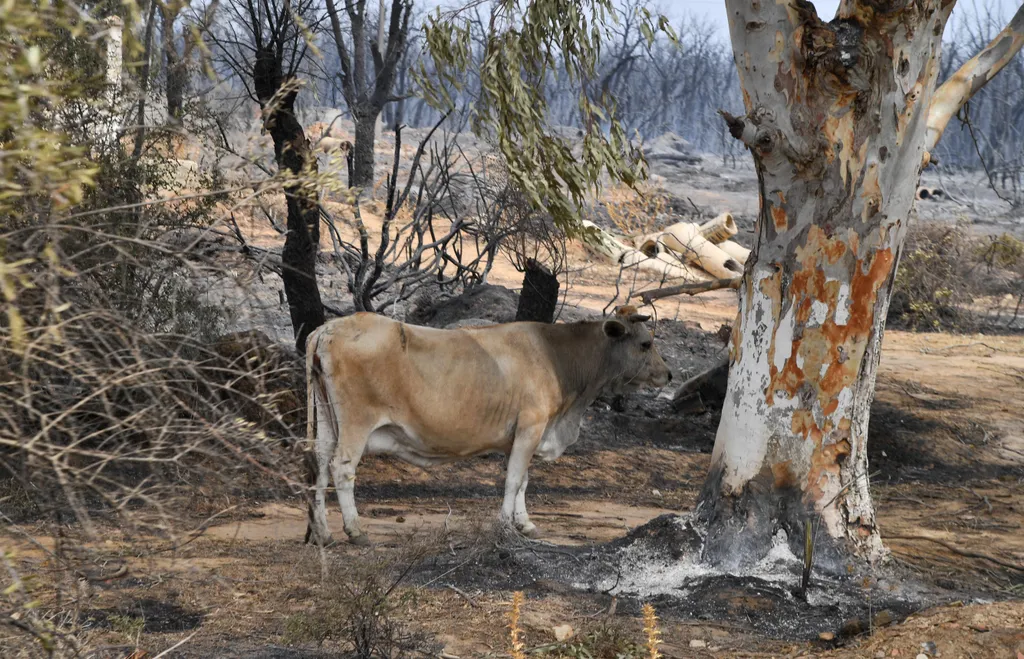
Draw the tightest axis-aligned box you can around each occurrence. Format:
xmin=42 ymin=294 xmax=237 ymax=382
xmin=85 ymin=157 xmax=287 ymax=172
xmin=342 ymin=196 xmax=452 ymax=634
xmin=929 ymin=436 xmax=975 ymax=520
xmin=641 ymin=602 xmax=662 ymax=659
xmin=508 ymin=590 xmax=527 ymax=659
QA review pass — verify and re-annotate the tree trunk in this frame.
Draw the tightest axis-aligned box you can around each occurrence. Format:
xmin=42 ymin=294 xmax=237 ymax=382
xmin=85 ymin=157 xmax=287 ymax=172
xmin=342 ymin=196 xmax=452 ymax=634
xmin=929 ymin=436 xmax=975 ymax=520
xmin=515 ymin=259 xmax=560 ymax=323
xmin=697 ymin=0 xmax=1022 ymax=571
xmin=161 ymin=6 xmax=186 ymax=125
xmin=254 ymin=52 xmax=325 ymax=354
xmin=351 ymin=111 xmax=378 ymax=188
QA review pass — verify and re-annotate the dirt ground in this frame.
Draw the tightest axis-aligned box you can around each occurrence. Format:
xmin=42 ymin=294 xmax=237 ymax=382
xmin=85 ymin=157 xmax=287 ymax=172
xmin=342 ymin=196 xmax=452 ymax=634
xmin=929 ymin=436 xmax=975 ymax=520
xmin=6 ymin=282 xmax=1023 ymax=658
xmin=5 ymin=130 xmax=1024 ymax=658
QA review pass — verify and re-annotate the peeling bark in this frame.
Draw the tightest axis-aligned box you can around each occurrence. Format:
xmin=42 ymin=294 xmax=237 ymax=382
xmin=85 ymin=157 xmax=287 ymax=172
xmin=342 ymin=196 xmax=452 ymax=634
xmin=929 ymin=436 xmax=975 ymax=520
xmin=698 ymin=0 xmax=1020 ymax=568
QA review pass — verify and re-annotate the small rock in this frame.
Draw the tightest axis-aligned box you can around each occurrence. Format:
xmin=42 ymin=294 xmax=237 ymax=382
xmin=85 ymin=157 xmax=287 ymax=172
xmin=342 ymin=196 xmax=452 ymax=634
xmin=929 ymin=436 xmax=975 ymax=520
xmin=396 ymin=516 xmax=406 ymax=523
xmin=652 ymin=489 xmax=662 ymax=497
xmin=874 ymin=652 xmax=885 ymax=659
xmin=873 ymin=610 xmax=895 ymax=628
xmin=552 ymin=624 xmax=574 ymax=642
xmin=920 ymin=641 xmax=938 ymax=656
xmin=916 ymin=654 xmax=928 ymax=659
xmin=842 ymin=617 xmax=865 ymax=636
xmin=688 ymin=639 xmax=707 ymax=648
xmin=819 ymin=632 xmax=835 ymax=641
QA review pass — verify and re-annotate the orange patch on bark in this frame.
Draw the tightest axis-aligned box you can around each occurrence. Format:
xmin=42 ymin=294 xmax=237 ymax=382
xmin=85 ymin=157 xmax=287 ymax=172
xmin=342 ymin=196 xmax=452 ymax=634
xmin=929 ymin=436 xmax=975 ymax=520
xmin=772 ymin=205 xmax=788 ymax=231
xmin=791 ymin=409 xmax=823 ymax=443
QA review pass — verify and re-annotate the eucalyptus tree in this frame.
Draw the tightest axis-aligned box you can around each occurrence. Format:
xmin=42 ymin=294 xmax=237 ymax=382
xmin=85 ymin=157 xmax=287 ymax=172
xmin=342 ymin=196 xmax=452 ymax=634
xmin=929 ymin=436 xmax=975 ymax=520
xmin=425 ymin=0 xmax=1024 ymax=569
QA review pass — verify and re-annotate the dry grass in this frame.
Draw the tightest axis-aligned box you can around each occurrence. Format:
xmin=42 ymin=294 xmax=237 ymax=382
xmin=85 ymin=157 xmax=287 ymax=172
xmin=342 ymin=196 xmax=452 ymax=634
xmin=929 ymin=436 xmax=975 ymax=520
xmin=601 ymin=182 xmax=669 ymax=237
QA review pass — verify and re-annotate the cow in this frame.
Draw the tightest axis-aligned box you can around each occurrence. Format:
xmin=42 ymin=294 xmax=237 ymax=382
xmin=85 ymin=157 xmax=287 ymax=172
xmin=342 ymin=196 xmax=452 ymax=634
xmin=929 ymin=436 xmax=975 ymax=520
xmin=303 ymin=305 xmax=672 ymax=546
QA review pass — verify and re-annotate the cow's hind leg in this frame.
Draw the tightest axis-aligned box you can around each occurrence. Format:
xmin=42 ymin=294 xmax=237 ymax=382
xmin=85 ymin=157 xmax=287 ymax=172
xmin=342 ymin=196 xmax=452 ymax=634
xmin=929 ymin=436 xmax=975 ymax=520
xmin=330 ymin=429 xmax=371 ymax=546
xmin=305 ymin=448 xmax=334 ymax=546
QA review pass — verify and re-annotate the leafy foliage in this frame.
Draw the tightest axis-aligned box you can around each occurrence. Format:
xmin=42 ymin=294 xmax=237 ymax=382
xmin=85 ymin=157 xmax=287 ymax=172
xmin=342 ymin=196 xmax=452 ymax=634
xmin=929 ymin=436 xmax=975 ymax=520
xmin=421 ymin=0 xmax=675 ymax=232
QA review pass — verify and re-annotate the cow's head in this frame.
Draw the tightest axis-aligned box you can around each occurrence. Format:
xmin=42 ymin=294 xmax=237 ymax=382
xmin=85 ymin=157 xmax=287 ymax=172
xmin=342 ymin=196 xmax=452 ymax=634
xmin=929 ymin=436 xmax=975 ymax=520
xmin=602 ymin=305 xmax=672 ymax=393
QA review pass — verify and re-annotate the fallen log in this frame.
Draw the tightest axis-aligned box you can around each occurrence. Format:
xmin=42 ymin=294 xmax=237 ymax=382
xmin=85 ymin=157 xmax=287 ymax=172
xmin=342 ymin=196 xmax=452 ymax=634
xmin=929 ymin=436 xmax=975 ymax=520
xmin=697 ymin=212 xmax=738 ymax=244
xmin=582 ymin=221 xmax=705 ymax=280
xmin=716 ymin=239 xmax=751 ymax=265
xmin=671 ymin=358 xmax=730 ymax=413
xmin=658 ymin=223 xmax=744 ymax=279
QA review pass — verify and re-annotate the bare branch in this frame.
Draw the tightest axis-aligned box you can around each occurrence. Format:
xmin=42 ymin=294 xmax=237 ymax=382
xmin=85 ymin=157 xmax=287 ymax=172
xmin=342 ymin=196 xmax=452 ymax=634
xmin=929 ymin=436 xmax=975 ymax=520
xmin=634 ymin=276 xmax=741 ymax=304
xmin=925 ymin=3 xmax=1024 ymax=152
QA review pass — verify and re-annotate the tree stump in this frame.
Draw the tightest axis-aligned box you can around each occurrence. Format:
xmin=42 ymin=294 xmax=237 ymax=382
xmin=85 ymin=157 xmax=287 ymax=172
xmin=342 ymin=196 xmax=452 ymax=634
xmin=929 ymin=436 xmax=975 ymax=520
xmin=515 ymin=259 xmax=559 ymax=323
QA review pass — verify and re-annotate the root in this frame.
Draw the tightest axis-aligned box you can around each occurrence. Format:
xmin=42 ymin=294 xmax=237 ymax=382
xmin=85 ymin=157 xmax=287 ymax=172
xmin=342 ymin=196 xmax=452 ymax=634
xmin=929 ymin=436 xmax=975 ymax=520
xmin=887 ymin=535 xmax=1024 ymax=573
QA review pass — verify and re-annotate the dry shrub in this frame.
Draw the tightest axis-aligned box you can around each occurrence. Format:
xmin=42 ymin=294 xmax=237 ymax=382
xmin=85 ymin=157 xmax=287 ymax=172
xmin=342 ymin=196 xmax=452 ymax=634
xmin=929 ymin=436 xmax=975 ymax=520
xmin=889 ymin=222 xmax=1024 ymax=332
xmin=889 ymin=223 xmax=979 ymax=331
xmin=2 ymin=135 xmax=303 ymax=659
xmin=283 ymin=539 xmax=437 ymax=656
xmin=497 ymin=188 xmax=568 ymax=278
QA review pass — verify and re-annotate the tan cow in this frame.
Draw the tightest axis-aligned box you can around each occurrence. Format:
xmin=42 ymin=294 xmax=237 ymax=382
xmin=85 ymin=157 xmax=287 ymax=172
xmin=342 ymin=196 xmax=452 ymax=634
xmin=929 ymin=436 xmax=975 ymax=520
xmin=303 ymin=306 xmax=672 ymax=546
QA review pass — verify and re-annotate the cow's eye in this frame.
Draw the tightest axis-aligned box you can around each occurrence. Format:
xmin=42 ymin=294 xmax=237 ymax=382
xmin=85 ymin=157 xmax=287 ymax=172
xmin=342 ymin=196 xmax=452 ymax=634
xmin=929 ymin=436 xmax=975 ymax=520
xmin=641 ymin=341 xmax=653 ymax=350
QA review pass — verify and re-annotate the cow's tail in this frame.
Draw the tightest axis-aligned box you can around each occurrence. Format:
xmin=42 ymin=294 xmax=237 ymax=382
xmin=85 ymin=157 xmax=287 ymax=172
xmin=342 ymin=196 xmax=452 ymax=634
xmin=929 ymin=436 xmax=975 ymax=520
xmin=303 ymin=324 xmax=337 ymax=545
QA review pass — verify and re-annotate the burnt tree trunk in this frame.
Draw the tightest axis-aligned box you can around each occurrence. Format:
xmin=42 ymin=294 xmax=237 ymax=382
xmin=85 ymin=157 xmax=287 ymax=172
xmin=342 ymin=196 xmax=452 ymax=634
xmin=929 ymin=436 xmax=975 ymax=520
xmin=253 ymin=49 xmax=325 ymax=354
xmin=351 ymin=111 xmax=378 ymax=188
xmin=515 ymin=259 xmax=560 ymax=323
xmin=698 ymin=0 xmax=1024 ymax=571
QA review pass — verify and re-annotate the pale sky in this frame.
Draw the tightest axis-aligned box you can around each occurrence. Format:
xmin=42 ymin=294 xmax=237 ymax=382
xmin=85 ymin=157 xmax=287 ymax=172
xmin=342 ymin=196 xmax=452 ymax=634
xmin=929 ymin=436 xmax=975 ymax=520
xmin=424 ymin=0 xmax=1022 ymax=42
xmin=674 ymin=0 xmax=1019 ymax=37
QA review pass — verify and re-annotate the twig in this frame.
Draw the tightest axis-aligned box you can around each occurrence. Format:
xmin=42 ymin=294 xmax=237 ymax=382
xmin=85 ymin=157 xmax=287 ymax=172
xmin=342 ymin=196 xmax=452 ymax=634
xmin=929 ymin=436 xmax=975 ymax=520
xmin=920 ymin=342 xmax=1020 ymax=354
xmin=635 ymin=276 xmax=741 ymax=303
xmin=886 ymin=535 xmax=1024 ymax=572
xmin=446 ymin=584 xmax=479 ymax=607
xmin=152 ymin=631 xmax=198 ymax=658
xmin=959 ymin=102 xmax=1017 ymax=207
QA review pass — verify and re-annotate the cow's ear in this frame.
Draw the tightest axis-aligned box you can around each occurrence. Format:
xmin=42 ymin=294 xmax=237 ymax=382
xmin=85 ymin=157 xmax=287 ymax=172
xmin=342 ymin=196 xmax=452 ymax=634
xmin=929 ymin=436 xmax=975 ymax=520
xmin=628 ymin=313 xmax=651 ymax=324
xmin=603 ymin=318 xmax=628 ymax=339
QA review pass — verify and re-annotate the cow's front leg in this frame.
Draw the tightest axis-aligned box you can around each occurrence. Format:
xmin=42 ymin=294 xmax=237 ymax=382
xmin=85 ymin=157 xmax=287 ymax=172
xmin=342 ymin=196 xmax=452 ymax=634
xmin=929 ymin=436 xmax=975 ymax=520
xmin=513 ymin=475 xmax=538 ymax=537
xmin=501 ymin=425 xmax=541 ymax=536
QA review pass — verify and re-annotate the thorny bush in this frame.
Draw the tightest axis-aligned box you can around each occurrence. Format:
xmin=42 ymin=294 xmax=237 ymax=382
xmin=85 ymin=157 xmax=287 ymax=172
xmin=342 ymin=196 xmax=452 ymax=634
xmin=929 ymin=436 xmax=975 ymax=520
xmin=283 ymin=538 xmax=437 ymax=657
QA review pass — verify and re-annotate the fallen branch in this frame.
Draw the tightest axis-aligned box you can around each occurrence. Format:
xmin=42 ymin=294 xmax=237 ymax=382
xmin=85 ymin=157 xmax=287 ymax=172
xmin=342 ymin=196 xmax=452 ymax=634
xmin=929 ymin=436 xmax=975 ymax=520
xmin=886 ymin=535 xmax=1024 ymax=573
xmin=635 ymin=277 xmax=741 ymax=304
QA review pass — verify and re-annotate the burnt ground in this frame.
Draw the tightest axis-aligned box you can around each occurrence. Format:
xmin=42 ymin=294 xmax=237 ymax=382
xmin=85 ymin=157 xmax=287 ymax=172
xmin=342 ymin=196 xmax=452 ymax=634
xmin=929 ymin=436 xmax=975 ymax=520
xmin=4 ymin=290 xmax=1024 ymax=658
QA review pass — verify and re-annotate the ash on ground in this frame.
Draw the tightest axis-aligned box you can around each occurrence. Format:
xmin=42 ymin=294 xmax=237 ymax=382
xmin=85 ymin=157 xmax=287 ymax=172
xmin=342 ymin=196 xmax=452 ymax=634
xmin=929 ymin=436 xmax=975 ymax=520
xmin=413 ymin=513 xmax=967 ymax=642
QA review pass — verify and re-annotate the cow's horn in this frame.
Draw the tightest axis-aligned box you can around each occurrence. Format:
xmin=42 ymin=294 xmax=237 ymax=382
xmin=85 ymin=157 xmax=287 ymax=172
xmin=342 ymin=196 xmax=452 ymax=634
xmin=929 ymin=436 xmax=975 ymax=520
xmin=628 ymin=313 xmax=651 ymax=323
xmin=615 ymin=305 xmax=638 ymax=317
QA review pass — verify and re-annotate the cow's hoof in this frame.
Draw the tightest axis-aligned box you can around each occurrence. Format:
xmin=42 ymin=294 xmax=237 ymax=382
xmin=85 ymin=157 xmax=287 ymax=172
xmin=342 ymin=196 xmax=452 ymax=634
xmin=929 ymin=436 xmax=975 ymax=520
xmin=517 ymin=522 xmax=540 ymax=538
xmin=348 ymin=533 xmax=372 ymax=546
